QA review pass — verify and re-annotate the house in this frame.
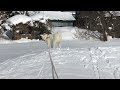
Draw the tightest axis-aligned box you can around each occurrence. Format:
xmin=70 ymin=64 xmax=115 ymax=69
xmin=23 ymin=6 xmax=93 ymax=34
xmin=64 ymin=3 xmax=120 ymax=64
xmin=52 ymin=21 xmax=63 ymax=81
xmin=31 ymin=11 xmax=76 ymax=27
xmin=61 ymin=11 xmax=76 ymax=18
xmin=1 ymin=12 xmax=75 ymax=40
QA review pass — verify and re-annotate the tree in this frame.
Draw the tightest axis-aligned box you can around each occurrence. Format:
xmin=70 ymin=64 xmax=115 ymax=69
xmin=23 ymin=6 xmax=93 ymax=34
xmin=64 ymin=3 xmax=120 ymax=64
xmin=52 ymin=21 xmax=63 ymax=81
xmin=96 ymin=11 xmax=108 ymax=41
xmin=75 ymin=11 xmax=110 ymax=41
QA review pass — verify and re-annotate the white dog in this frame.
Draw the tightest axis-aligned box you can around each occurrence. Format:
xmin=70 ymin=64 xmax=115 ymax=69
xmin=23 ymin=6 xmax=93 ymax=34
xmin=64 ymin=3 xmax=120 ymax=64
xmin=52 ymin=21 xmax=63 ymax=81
xmin=41 ymin=32 xmax=62 ymax=48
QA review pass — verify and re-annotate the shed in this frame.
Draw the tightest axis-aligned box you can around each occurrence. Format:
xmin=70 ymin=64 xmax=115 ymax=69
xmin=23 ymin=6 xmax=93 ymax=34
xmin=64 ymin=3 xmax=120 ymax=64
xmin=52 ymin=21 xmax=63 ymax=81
xmin=31 ymin=11 xmax=75 ymax=27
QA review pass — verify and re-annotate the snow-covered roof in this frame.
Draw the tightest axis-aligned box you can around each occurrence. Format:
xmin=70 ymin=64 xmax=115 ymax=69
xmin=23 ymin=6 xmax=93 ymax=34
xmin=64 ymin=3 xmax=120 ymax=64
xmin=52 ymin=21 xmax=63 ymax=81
xmin=5 ymin=11 xmax=75 ymax=26
xmin=6 ymin=15 xmax=32 ymax=25
xmin=30 ymin=14 xmax=48 ymax=23
xmin=32 ymin=11 xmax=75 ymax=21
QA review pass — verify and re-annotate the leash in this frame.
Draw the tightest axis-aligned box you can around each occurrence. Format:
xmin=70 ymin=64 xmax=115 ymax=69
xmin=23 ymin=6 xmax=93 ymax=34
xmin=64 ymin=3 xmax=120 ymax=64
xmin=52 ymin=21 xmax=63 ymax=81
xmin=48 ymin=48 xmax=59 ymax=79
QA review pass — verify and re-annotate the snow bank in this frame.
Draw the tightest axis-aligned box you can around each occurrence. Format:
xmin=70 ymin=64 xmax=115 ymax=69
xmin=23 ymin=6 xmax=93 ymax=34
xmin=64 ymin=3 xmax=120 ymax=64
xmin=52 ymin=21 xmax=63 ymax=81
xmin=6 ymin=15 xmax=32 ymax=25
xmin=0 ymin=38 xmax=11 ymax=44
xmin=53 ymin=27 xmax=102 ymax=41
xmin=0 ymin=38 xmax=39 ymax=44
xmin=74 ymin=27 xmax=102 ymax=41
xmin=1 ymin=23 xmax=11 ymax=30
xmin=13 ymin=38 xmax=39 ymax=43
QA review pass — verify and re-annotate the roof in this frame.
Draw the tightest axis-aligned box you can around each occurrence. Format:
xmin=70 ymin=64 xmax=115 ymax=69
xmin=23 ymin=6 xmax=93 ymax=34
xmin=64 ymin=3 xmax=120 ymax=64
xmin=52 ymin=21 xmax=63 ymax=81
xmin=31 ymin=11 xmax=75 ymax=21
xmin=30 ymin=14 xmax=48 ymax=23
xmin=5 ymin=11 xmax=75 ymax=26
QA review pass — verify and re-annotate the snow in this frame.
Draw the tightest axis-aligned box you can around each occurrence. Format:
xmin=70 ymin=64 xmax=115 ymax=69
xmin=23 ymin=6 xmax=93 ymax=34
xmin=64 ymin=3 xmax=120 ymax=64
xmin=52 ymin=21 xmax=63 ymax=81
xmin=6 ymin=15 xmax=32 ymax=25
xmin=1 ymin=26 xmax=120 ymax=79
xmin=1 ymin=11 xmax=75 ymax=39
xmin=107 ymin=35 xmax=113 ymax=41
xmin=0 ymin=38 xmax=39 ymax=44
xmin=1 ymin=40 xmax=120 ymax=79
xmin=30 ymin=11 xmax=75 ymax=24
xmin=5 ymin=11 xmax=75 ymax=26
xmin=27 ymin=11 xmax=41 ymax=16
xmin=30 ymin=13 xmax=48 ymax=23
xmin=110 ymin=11 xmax=120 ymax=16
xmin=52 ymin=27 xmax=102 ymax=41
xmin=52 ymin=27 xmax=76 ymax=40
xmin=33 ymin=11 xmax=75 ymax=21
xmin=105 ymin=11 xmax=120 ymax=17
xmin=74 ymin=27 xmax=102 ymax=41
xmin=14 ymin=38 xmax=39 ymax=43
xmin=108 ymin=27 xmax=112 ymax=30
xmin=2 ymin=23 xmax=11 ymax=30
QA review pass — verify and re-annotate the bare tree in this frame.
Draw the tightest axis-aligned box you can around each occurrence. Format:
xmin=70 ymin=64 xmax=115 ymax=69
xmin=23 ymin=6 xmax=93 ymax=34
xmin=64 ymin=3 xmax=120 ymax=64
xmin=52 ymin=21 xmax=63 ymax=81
xmin=75 ymin=11 xmax=109 ymax=41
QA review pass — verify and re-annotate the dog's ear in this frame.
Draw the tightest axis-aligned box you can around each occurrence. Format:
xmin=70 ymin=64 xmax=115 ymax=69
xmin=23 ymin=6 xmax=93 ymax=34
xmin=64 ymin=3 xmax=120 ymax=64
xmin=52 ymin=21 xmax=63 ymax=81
xmin=40 ymin=34 xmax=43 ymax=37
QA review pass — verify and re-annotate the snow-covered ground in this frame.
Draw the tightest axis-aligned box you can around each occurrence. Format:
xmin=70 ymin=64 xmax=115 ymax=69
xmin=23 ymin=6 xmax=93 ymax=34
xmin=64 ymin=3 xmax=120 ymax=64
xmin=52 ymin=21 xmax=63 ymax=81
xmin=1 ymin=27 xmax=120 ymax=79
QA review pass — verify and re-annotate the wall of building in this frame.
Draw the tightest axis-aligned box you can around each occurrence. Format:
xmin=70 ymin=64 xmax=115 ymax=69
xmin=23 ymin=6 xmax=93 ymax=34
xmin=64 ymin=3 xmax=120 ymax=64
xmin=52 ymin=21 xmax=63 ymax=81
xmin=51 ymin=20 xmax=74 ymax=27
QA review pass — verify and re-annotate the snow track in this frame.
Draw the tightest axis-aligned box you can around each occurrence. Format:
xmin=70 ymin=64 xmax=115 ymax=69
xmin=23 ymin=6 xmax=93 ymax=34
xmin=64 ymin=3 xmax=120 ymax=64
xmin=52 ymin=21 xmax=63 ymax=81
xmin=0 ymin=46 xmax=120 ymax=79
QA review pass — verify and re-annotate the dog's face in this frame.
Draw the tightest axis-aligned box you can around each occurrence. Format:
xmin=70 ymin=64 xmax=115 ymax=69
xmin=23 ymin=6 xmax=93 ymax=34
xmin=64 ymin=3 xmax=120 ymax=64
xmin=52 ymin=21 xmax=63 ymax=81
xmin=40 ymin=33 xmax=48 ymax=41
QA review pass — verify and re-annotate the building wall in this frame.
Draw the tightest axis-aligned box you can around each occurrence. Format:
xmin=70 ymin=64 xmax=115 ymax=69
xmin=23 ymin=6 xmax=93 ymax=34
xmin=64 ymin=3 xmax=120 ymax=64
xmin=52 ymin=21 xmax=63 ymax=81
xmin=51 ymin=21 xmax=74 ymax=27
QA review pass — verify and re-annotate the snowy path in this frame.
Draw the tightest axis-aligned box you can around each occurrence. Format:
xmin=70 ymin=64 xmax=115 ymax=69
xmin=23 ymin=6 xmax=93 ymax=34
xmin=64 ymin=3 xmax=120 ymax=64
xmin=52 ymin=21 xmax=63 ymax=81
xmin=1 ymin=39 xmax=120 ymax=63
xmin=0 ymin=46 xmax=120 ymax=79
xmin=0 ymin=39 xmax=120 ymax=79
xmin=0 ymin=41 xmax=47 ymax=63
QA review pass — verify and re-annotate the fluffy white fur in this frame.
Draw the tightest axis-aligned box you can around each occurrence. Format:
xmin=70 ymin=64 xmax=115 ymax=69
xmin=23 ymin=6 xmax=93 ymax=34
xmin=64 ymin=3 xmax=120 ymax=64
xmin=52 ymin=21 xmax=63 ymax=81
xmin=41 ymin=32 xmax=62 ymax=48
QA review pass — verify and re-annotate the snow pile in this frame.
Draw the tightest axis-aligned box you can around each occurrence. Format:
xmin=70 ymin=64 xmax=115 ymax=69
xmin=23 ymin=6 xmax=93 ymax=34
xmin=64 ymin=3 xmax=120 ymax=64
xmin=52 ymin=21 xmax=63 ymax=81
xmin=0 ymin=38 xmax=11 ymax=44
xmin=13 ymin=38 xmax=39 ymax=43
xmin=6 ymin=14 xmax=48 ymax=26
xmin=27 ymin=11 xmax=41 ymax=16
xmin=74 ymin=27 xmax=102 ymax=41
xmin=1 ymin=46 xmax=120 ymax=79
xmin=53 ymin=27 xmax=76 ymax=40
xmin=53 ymin=27 xmax=102 ymax=41
xmin=0 ymin=38 xmax=39 ymax=44
xmin=6 ymin=15 xmax=32 ymax=25
xmin=1 ymin=23 xmax=11 ymax=30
